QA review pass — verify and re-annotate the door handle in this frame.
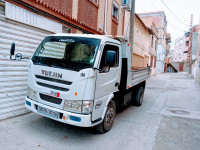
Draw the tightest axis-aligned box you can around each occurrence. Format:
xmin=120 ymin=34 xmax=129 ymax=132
xmin=115 ymin=82 xmax=120 ymax=87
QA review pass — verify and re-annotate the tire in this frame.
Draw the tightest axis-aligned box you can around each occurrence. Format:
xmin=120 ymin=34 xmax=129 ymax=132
xmin=132 ymin=87 xmax=144 ymax=106
xmin=96 ymin=100 xmax=116 ymax=134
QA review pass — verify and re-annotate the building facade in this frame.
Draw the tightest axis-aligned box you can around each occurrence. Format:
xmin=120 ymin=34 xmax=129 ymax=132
xmin=191 ymin=25 xmax=200 ymax=84
xmin=124 ymin=12 xmax=158 ymax=75
xmin=168 ymin=35 xmax=188 ymax=72
xmin=139 ymin=11 xmax=171 ymax=74
xmin=191 ymin=25 xmax=199 ymax=61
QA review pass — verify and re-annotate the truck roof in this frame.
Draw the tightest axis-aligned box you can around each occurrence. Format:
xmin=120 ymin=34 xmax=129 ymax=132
xmin=48 ymin=33 xmax=126 ymax=44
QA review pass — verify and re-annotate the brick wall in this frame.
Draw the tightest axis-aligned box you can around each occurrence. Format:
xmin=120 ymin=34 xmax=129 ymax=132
xmin=152 ymin=15 xmax=163 ymax=28
xmin=138 ymin=16 xmax=153 ymax=28
xmin=140 ymin=14 xmax=167 ymax=48
xmin=124 ymin=11 xmax=158 ymax=68
xmin=97 ymin=0 xmax=105 ymax=32
xmin=111 ymin=20 xmax=118 ymax=36
xmin=133 ymin=16 xmax=150 ymax=57
xmin=78 ymin=0 xmax=98 ymax=30
xmin=42 ymin=0 xmax=73 ymax=16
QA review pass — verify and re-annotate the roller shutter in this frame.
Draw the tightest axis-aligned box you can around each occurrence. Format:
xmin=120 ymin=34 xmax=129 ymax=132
xmin=0 ymin=2 xmax=62 ymax=120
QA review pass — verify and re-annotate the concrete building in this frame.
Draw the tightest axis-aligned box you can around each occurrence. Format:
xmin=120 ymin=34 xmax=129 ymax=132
xmin=190 ymin=25 xmax=200 ymax=84
xmin=139 ymin=11 xmax=171 ymax=74
xmin=168 ymin=35 xmax=189 ymax=72
xmin=123 ymin=12 xmax=158 ymax=76
xmin=191 ymin=25 xmax=199 ymax=59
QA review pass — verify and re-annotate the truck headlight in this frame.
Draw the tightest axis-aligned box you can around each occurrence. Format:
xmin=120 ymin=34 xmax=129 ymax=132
xmin=63 ymin=100 xmax=93 ymax=114
xmin=64 ymin=100 xmax=82 ymax=113
xmin=28 ymin=87 xmax=37 ymax=101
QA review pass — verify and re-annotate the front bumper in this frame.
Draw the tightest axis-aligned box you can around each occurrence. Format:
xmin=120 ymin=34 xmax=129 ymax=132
xmin=25 ymin=97 xmax=98 ymax=127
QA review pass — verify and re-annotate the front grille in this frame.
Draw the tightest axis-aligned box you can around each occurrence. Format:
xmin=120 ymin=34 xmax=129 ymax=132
xmin=36 ymin=82 xmax=69 ymax=92
xmin=40 ymin=93 xmax=62 ymax=104
xmin=35 ymin=75 xmax=72 ymax=85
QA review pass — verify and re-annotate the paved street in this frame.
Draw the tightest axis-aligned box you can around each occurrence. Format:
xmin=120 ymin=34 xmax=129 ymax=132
xmin=0 ymin=73 xmax=200 ymax=150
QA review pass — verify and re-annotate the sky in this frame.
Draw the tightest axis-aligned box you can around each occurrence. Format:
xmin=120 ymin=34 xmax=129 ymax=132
xmin=135 ymin=0 xmax=200 ymax=48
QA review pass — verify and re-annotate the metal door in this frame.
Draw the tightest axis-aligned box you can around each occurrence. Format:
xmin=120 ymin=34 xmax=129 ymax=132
xmin=0 ymin=2 xmax=62 ymax=120
xmin=179 ymin=63 xmax=183 ymax=71
xmin=92 ymin=44 xmax=121 ymax=121
xmin=95 ymin=44 xmax=121 ymax=98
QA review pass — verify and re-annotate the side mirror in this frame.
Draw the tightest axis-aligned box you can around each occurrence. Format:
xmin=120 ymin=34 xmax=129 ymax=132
xmin=10 ymin=43 xmax=29 ymax=61
xmin=105 ymin=50 xmax=116 ymax=67
xmin=15 ymin=53 xmax=22 ymax=61
xmin=10 ymin=43 xmax=15 ymax=60
xmin=101 ymin=66 xmax=110 ymax=72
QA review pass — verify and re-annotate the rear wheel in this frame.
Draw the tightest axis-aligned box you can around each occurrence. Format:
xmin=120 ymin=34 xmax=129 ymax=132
xmin=96 ymin=100 xmax=116 ymax=133
xmin=132 ymin=87 xmax=144 ymax=106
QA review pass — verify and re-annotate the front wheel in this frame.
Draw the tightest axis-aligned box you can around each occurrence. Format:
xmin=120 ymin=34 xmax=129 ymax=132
xmin=96 ymin=100 xmax=116 ymax=134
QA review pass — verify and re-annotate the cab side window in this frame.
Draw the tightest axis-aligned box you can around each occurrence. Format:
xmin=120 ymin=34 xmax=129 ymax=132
xmin=99 ymin=44 xmax=119 ymax=69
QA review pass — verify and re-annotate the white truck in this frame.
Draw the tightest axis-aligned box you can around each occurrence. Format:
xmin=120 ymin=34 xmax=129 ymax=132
xmin=10 ymin=34 xmax=150 ymax=133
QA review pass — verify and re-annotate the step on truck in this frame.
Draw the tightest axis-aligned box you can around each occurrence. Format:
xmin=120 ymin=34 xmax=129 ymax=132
xmin=10 ymin=34 xmax=150 ymax=133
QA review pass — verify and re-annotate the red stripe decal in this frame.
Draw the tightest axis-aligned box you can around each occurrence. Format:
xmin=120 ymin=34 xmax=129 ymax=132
xmin=57 ymin=92 xmax=60 ymax=97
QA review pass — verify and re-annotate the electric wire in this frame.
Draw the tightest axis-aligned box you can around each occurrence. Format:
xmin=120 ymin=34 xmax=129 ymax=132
xmin=160 ymin=0 xmax=189 ymax=27
xmin=168 ymin=22 xmax=186 ymax=32
xmin=150 ymin=0 xmax=188 ymax=33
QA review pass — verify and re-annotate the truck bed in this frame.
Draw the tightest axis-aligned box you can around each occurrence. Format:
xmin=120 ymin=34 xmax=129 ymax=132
xmin=130 ymin=66 xmax=151 ymax=87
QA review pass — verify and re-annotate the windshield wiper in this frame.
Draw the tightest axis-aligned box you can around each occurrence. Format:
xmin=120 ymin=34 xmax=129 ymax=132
xmin=60 ymin=62 xmax=79 ymax=71
xmin=39 ymin=57 xmax=52 ymax=67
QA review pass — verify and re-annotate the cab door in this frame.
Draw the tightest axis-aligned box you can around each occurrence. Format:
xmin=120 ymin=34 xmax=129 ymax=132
xmin=92 ymin=43 xmax=121 ymax=121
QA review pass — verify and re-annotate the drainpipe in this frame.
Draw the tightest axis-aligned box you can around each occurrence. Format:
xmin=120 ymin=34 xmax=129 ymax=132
xmin=104 ymin=0 xmax=108 ymax=35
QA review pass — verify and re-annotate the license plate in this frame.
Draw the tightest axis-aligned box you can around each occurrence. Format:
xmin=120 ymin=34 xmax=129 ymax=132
xmin=37 ymin=106 xmax=59 ymax=119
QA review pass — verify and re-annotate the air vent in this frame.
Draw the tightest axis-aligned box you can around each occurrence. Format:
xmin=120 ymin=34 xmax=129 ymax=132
xmin=40 ymin=94 xmax=62 ymax=104
xmin=36 ymin=82 xmax=69 ymax=92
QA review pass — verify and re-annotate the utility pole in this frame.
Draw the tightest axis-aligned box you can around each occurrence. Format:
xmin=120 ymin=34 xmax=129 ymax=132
xmin=187 ymin=14 xmax=193 ymax=74
xmin=129 ymin=0 xmax=135 ymax=61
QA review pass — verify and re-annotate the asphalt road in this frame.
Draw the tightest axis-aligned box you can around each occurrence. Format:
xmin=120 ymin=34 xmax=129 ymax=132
xmin=0 ymin=73 xmax=200 ymax=150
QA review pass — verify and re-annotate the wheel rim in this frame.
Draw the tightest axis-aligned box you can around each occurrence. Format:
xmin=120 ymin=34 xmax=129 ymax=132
xmin=140 ymin=92 xmax=144 ymax=104
xmin=104 ymin=107 xmax=115 ymax=130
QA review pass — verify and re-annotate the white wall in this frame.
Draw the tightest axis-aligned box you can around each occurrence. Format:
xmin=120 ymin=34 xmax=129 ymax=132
xmin=6 ymin=2 xmax=62 ymax=33
xmin=156 ymin=44 xmax=166 ymax=73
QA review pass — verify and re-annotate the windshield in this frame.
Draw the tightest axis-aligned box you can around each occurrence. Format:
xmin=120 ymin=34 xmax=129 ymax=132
xmin=32 ymin=36 xmax=100 ymax=71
